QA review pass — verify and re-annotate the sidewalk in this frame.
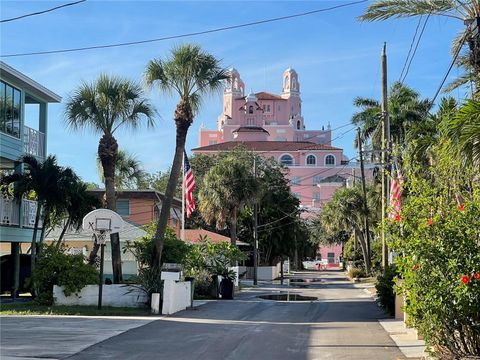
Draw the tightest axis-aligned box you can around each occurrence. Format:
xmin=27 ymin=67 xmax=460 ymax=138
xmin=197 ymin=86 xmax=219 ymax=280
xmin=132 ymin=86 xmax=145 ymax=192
xmin=351 ymin=276 xmax=429 ymax=360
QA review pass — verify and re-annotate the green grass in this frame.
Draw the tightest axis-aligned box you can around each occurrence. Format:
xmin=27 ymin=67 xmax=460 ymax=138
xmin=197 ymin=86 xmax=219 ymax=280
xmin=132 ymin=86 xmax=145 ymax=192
xmin=0 ymin=302 xmax=152 ymax=316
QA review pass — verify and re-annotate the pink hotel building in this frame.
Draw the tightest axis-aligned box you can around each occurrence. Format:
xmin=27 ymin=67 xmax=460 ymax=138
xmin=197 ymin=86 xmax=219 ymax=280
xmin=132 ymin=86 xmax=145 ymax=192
xmin=192 ymin=68 xmax=373 ymax=266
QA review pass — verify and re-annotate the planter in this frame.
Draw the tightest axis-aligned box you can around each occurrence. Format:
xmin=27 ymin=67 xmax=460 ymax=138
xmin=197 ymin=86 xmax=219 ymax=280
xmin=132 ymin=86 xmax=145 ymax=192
xmin=219 ymin=278 xmax=234 ymax=299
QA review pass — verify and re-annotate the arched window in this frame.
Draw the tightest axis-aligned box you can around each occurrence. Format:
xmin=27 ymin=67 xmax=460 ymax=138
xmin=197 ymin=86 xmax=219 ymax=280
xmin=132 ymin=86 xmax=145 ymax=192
xmin=325 ymin=154 xmax=336 ymax=166
xmin=248 ymin=105 xmax=254 ymax=114
xmin=292 ymin=77 xmax=297 ymax=90
xmin=296 ymin=120 xmax=301 ymax=130
xmin=280 ymin=154 xmax=294 ymax=166
xmin=306 ymin=155 xmax=316 ymax=166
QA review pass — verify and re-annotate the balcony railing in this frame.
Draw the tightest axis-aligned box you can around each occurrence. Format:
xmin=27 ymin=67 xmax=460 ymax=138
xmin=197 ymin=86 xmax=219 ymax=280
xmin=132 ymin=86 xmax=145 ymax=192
xmin=0 ymin=196 xmax=40 ymax=228
xmin=24 ymin=125 xmax=45 ymax=158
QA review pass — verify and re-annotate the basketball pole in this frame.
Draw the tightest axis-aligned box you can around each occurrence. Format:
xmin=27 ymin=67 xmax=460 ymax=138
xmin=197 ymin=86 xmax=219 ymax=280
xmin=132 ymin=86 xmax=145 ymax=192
xmin=98 ymin=237 xmax=105 ymax=309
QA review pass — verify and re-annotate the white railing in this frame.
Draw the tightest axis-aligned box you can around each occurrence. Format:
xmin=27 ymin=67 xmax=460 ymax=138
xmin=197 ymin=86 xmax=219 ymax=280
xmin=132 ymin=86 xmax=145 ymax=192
xmin=22 ymin=199 xmax=38 ymax=228
xmin=24 ymin=125 xmax=45 ymax=158
xmin=0 ymin=196 xmax=20 ymax=225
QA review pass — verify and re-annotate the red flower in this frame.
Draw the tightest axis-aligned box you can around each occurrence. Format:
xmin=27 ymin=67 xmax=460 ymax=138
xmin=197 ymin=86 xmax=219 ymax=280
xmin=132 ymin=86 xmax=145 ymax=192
xmin=458 ymin=203 xmax=465 ymax=212
xmin=412 ymin=264 xmax=419 ymax=271
xmin=427 ymin=218 xmax=433 ymax=226
xmin=395 ymin=214 xmax=401 ymax=222
xmin=473 ymin=272 xmax=479 ymax=280
xmin=461 ymin=275 xmax=471 ymax=285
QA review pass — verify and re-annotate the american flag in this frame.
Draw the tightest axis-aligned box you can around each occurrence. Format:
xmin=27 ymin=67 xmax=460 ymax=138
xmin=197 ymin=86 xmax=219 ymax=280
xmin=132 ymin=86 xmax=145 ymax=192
xmin=184 ymin=152 xmax=195 ymax=218
xmin=388 ymin=161 xmax=403 ymax=220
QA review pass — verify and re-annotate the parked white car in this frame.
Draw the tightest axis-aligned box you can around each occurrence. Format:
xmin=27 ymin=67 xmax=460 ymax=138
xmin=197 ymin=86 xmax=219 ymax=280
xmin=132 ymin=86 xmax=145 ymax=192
xmin=302 ymin=259 xmax=327 ymax=270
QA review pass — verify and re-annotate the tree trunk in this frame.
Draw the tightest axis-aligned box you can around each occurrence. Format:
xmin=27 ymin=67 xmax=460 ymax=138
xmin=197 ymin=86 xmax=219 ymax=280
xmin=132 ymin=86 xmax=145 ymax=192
xmin=56 ymin=217 xmax=71 ymax=249
xmin=229 ymin=210 xmax=237 ymax=246
xmin=37 ymin=211 xmax=49 ymax=255
xmin=88 ymin=240 xmax=100 ymax=266
xmin=98 ymin=133 xmax=122 ymax=283
xmin=30 ymin=201 xmax=42 ymax=274
xmin=356 ymin=227 xmax=371 ymax=275
xmin=153 ymin=99 xmax=192 ymax=268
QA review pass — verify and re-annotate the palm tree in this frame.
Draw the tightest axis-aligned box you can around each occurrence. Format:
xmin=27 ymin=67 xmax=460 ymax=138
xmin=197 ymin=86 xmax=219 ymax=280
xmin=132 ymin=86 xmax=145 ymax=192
xmin=65 ymin=74 xmax=155 ymax=283
xmin=352 ymin=82 xmax=431 ymax=150
xmin=359 ymin=1 xmax=480 ymax=92
xmin=56 ymin=180 xmax=100 ymax=248
xmin=319 ymin=185 xmax=380 ymax=275
xmin=0 ymin=155 xmax=73 ymax=272
xmin=446 ymin=98 xmax=480 ymax=166
xmin=97 ymin=150 xmax=146 ymax=189
xmin=144 ymin=44 xmax=228 ymax=266
xmin=198 ymin=155 xmax=259 ymax=245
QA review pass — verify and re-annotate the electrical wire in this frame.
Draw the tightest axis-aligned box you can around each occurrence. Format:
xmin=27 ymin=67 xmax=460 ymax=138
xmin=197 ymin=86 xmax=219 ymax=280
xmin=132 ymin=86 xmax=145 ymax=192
xmin=0 ymin=0 xmax=368 ymax=58
xmin=0 ymin=0 xmax=86 ymax=23
xmin=401 ymin=14 xmax=430 ymax=84
xmin=399 ymin=16 xmax=423 ymax=82
xmin=431 ymin=33 xmax=468 ymax=105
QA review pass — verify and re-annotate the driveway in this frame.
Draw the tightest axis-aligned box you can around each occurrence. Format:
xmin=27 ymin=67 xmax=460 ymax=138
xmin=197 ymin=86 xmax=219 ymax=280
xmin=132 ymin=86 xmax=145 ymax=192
xmin=1 ymin=271 xmax=402 ymax=360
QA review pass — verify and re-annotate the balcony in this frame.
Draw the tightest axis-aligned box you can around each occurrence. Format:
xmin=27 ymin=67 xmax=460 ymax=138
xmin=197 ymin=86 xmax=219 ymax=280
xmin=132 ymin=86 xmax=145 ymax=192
xmin=24 ymin=125 xmax=45 ymax=158
xmin=0 ymin=196 xmax=40 ymax=228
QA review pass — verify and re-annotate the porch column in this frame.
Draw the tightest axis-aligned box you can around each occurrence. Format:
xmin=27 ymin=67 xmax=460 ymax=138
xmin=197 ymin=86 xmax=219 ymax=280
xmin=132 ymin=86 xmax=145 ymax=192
xmin=11 ymin=242 xmax=20 ymax=299
xmin=39 ymin=103 xmax=48 ymax=157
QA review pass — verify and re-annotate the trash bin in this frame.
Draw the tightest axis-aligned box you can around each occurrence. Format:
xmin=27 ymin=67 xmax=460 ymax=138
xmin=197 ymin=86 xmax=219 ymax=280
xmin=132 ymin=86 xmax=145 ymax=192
xmin=185 ymin=276 xmax=195 ymax=308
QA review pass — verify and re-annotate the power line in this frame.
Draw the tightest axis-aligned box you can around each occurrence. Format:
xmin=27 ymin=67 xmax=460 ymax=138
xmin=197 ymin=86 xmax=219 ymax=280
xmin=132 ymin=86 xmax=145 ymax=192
xmin=0 ymin=0 xmax=368 ymax=58
xmin=399 ymin=16 xmax=423 ymax=82
xmin=431 ymin=32 xmax=468 ymax=104
xmin=0 ymin=0 xmax=86 ymax=24
xmin=401 ymin=14 xmax=430 ymax=84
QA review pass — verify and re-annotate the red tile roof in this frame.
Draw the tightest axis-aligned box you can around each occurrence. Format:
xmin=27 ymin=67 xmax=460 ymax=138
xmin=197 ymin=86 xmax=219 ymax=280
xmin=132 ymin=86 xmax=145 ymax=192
xmin=255 ymin=92 xmax=285 ymax=101
xmin=184 ymin=229 xmax=249 ymax=246
xmin=192 ymin=141 xmax=341 ymax=152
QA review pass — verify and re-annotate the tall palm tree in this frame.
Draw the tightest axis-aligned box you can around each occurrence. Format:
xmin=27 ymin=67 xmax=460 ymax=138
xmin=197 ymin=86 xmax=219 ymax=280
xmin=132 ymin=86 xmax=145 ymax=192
xmin=65 ymin=74 xmax=154 ymax=283
xmin=144 ymin=44 xmax=228 ymax=266
xmin=359 ymin=1 xmax=480 ymax=92
xmin=198 ymin=155 xmax=259 ymax=246
xmin=0 ymin=155 xmax=73 ymax=272
xmin=97 ymin=150 xmax=146 ymax=189
xmin=352 ymin=82 xmax=431 ymax=150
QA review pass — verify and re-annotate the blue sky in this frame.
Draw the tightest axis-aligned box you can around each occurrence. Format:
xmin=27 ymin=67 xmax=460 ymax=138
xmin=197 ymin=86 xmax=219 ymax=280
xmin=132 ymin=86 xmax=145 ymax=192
xmin=1 ymin=1 xmax=463 ymax=184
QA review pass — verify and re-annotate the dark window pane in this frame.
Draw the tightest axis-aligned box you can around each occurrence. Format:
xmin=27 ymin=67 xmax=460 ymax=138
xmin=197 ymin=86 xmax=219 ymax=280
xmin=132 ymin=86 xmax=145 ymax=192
xmin=5 ymin=84 xmax=14 ymax=136
xmin=13 ymin=89 xmax=21 ymax=138
xmin=0 ymin=81 xmax=5 ymax=133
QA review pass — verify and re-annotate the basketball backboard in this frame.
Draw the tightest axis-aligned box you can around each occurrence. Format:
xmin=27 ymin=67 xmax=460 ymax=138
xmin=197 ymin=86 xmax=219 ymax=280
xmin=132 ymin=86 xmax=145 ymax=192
xmin=82 ymin=209 xmax=124 ymax=234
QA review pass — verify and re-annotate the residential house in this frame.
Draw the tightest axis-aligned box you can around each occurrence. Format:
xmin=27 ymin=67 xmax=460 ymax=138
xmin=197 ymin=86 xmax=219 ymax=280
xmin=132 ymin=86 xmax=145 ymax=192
xmin=0 ymin=62 xmax=61 ymax=293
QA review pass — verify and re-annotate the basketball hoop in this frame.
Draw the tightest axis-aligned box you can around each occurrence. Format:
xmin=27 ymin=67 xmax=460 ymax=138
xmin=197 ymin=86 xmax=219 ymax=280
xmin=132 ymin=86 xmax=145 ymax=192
xmin=82 ymin=209 xmax=124 ymax=309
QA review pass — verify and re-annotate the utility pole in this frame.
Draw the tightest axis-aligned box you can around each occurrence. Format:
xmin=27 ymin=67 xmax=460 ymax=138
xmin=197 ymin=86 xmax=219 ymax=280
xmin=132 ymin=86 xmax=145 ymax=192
xmin=352 ymin=168 xmax=357 ymax=252
xmin=357 ymin=128 xmax=371 ymax=274
xmin=253 ymin=156 xmax=258 ymax=286
xmin=381 ymin=42 xmax=390 ymax=270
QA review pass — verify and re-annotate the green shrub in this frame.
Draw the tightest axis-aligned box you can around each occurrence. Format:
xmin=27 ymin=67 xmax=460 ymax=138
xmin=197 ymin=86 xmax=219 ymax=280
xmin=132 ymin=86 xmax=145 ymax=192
xmin=388 ymin=178 xmax=480 ymax=357
xmin=375 ymin=265 xmax=398 ymax=316
xmin=347 ymin=267 xmax=365 ymax=279
xmin=32 ymin=244 xmax=98 ymax=305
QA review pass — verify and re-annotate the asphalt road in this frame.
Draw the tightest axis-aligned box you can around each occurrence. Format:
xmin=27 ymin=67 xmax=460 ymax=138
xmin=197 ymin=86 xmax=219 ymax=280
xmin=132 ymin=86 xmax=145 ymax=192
xmin=1 ymin=271 xmax=402 ymax=360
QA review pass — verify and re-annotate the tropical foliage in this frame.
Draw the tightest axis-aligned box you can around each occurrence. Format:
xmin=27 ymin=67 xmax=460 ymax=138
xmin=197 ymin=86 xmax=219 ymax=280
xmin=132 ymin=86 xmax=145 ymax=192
xmin=144 ymin=44 xmax=228 ymax=267
xmin=65 ymin=74 xmax=154 ymax=282
xmin=32 ymin=243 xmax=98 ymax=305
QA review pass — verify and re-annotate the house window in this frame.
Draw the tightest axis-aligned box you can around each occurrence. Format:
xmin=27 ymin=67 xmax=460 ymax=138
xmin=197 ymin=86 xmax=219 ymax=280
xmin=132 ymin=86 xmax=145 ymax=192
xmin=209 ymin=140 xmax=217 ymax=145
xmin=296 ymin=120 xmax=301 ymax=130
xmin=313 ymin=175 xmax=322 ymax=185
xmin=1 ymin=81 xmax=21 ymax=138
xmin=313 ymin=192 xmax=321 ymax=201
xmin=280 ymin=154 xmax=293 ymax=166
xmin=325 ymin=155 xmax=336 ymax=166
xmin=267 ymin=104 xmax=271 ymax=112
xmin=275 ymin=136 xmax=287 ymax=141
xmin=291 ymin=176 xmax=300 ymax=185
xmin=116 ymin=199 xmax=130 ymax=216
xmin=306 ymin=155 xmax=316 ymax=166
xmin=248 ymin=105 xmax=254 ymax=114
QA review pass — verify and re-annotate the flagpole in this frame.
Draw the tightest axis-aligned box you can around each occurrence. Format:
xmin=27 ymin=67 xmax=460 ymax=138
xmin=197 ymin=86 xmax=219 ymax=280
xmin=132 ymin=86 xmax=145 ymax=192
xmin=181 ymin=152 xmax=185 ymax=241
